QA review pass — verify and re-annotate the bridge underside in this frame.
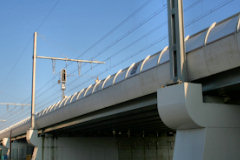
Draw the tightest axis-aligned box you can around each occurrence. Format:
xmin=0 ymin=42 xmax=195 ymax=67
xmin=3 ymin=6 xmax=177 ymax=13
xmin=199 ymin=67 xmax=240 ymax=104
xmin=41 ymin=94 xmax=172 ymax=137
xmin=5 ymin=94 xmax=175 ymax=160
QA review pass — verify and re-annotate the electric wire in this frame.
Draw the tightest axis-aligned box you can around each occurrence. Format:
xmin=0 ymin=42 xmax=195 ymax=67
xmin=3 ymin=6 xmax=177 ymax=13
xmin=185 ymin=0 xmax=234 ymax=28
xmin=37 ymin=0 xmax=232 ymax=108
xmin=0 ymin=0 xmax=60 ymax=86
xmin=36 ymin=0 xmax=200 ymax=92
xmin=0 ymin=0 xmax=206 ymax=121
xmin=76 ymin=0 xmax=155 ymax=59
xmin=31 ymin=0 xmax=208 ymax=109
xmin=0 ymin=0 xmax=61 ymax=130
xmin=17 ymin=0 xmax=156 ymax=104
xmin=36 ymin=22 xmax=169 ymax=107
xmin=38 ymin=35 xmax=168 ymax=108
xmin=21 ymin=0 xmax=202 ymax=101
xmin=27 ymin=6 xmax=168 ymax=106
xmin=38 ymin=0 xmax=202 ymax=97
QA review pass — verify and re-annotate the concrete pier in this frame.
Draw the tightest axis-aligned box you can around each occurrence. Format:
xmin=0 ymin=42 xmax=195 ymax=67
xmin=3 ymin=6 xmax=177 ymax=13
xmin=157 ymin=83 xmax=240 ymax=160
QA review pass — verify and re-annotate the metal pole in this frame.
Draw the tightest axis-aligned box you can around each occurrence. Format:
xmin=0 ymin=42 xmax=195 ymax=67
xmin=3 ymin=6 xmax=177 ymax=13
xmin=62 ymin=88 xmax=65 ymax=99
xmin=31 ymin=32 xmax=37 ymax=129
xmin=167 ymin=0 xmax=187 ymax=82
xmin=9 ymin=130 xmax=12 ymax=160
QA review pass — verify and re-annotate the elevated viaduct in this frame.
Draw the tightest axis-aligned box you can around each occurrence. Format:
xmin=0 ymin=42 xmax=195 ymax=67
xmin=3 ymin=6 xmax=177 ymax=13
xmin=1 ymin=12 xmax=240 ymax=160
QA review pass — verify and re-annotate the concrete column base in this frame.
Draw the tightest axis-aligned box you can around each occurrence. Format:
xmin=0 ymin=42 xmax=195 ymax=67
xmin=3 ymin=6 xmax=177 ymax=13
xmin=26 ymin=129 xmax=42 ymax=160
xmin=174 ymin=128 xmax=240 ymax=160
xmin=157 ymin=83 xmax=240 ymax=160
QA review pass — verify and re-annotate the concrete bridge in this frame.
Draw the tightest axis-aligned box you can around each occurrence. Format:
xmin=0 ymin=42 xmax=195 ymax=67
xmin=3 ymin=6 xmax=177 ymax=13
xmin=0 ymin=13 xmax=240 ymax=160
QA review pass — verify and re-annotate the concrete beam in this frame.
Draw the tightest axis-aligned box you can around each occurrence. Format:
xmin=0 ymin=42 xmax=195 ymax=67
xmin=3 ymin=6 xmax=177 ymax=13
xmin=157 ymin=83 xmax=240 ymax=160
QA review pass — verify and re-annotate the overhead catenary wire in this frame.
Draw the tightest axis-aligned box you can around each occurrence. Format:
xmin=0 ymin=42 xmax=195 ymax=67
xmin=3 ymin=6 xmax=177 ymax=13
xmin=89 ymin=8 xmax=167 ymax=60
xmin=1 ymin=0 xmax=61 ymax=109
xmin=18 ymin=0 xmax=156 ymax=104
xmin=0 ymin=0 xmax=206 ymax=114
xmin=36 ymin=0 xmax=233 ymax=108
xmin=32 ymin=0 xmax=210 ymax=110
xmin=37 ymin=0 xmax=200 ymax=90
xmin=76 ymin=0 xmax=155 ymax=59
xmin=31 ymin=0 xmax=212 ymax=106
xmin=38 ymin=0 xmax=202 ymax=97
xmin=185 ymin=0 xmax=234 ymax=28
xmin=62 ymin=0 xmax=233 ymax=91
xmin=38 ymin=35 xmax=168 ymax=108
xmin=0 ymin=0 xmax=60 ymax=86
xmin=36 ymin=22 xmax=169 ymax=108
xmin=0 ymin=0 xmax=62 ymax=130
xmin=23 ymin=0 xmax=203 ymax=102
xmin=24 ymin=6 xmax=168 ymax=106
xmin=40 ymin=0 xmax=154 ymax=75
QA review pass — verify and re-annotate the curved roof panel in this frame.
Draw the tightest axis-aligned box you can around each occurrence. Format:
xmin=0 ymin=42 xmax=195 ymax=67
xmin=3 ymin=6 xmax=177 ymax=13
xmin=186 ymin=30 xmax=207 ymax=52
xmin=70 ymin=92 xmax=78 ymax=103
xmin=113 ymin=70 xmax=123 ymax=84
xmin=76 ymin=88 xmax=86 ymax=100
xmin=114 ymin=69 xmax=127 ymax=84
xmin=92 ymin=80 xmax=103 ymax=93
xmin=127 ymin=62 xmax=141 ymax=78
xmin=158 ymin=46 xmax=168 ymax=64
xmin=58 ymin=97 xmax=68 ymax=108
xmin=84 ymin=84 xmax=94 ymax=97
xmin=207 ymin=15 xmax=239 ymax=44
xmin=103 ymin=75 xmax=114 ymax=89
xmin=141 ymin=54 xmax=158 ymax=72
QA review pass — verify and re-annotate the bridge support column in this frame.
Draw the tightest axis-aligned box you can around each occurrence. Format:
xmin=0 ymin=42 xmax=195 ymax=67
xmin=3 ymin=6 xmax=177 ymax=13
xmin=1 ymin=138 xmax=9 ymax=160
xmin=26 ymin=129 xmax=42 ymax=160
xmin=2 ymin=138 xmax=10 ymax=159
xmin=157 ymin=83 xmax=240 ymax=160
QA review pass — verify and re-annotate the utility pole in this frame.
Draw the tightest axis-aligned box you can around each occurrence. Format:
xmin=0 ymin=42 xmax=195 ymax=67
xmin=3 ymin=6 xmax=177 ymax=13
xmin=30 ymin=32 xmax=105 ymax=129
xmin=167 ymin=0 xmax=187 ymax=83
xmin=9 ymin=130 xmax=12 ymax=160
xmin=31 ymin=32 xmax=37 ymax=130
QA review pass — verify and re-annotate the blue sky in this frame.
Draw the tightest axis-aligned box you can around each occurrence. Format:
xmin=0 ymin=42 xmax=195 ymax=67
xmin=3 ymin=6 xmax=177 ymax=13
xmin=0 ymin=0 xmax=239 ymax=129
